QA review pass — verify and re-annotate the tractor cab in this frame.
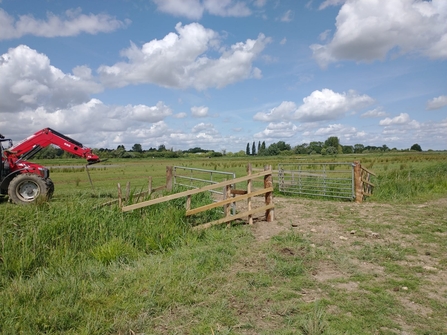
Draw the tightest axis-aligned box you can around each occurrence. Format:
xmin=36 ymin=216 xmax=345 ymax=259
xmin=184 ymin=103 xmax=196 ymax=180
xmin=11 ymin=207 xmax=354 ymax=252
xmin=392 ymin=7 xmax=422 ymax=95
xmin=0 ymin=135 xmax=13 ymax=180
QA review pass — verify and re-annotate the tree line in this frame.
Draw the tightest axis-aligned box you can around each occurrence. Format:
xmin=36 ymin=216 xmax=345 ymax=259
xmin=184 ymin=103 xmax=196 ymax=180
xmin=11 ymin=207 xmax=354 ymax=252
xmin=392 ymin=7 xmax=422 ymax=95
xmin=244 ymin=137 xmax=423 ymax=156
xmin=32 ymin=136 xmax=423 ymax=160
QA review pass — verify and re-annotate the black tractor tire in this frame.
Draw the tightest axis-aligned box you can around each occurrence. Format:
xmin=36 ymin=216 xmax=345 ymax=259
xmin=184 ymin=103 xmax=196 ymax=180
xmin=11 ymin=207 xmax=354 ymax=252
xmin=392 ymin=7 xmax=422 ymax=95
xmin=46 ymin=178 xmax=55 ymax=199
xmin=8 ymin=173 xmax=52 ymax=205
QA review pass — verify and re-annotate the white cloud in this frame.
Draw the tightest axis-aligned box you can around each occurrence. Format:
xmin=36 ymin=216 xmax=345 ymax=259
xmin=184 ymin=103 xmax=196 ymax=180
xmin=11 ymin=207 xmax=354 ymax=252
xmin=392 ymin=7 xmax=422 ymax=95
xmin=376 ymin=117 xmax=446 ymax=150
xmin=318 ymin=29 xmax=331 ymax=41
xmin=426 ymin=95 xmax=447 ymax=110
xmin=253 ymin=101 xmax=296 ymax=122
xmin=253 ymin=89 xmax=374 ymax=123
xmin=128 ymin=102 xmax=172 ymax=122
xmin=254 ymin=121 xmax=298 ymax=138
xmin=361 ymin=107 xmax=388 ymax=118
xmin=174 ymin=112 xmax=187 ymax=118
xmin=313 ymin=123 xmax=366 ymax=143
xmin=311 ymin=0 xmax=447 ymax=68
xmin=0 ymin=98 xmax=176 ymax=148
xmin=379 ymin=113 xmax=411 ymax=126
xmin=169 ymin=123 xmax=224 ymax=149
xmin=152 ymin=0 xmax=251 ymax=20
xmin=192 ymin=122 xmax=218 ymax=135
xmin=191 ymin=105 xmax=209 ymax=117
xmin=280 ymin=38 xmax=287 ymax=45
xmin=319 ymin=0 xmax=346 ymax=10
xmin=0 ymin=45 xmax=102 ymax=113
xmin=280 ymin=10 xmax=293 ymax=22
xmin=254 ymin=0 xmax=267 ymax=7
xmin=98 ymin=22 xmax=271 ymax=90
xmin=0 ymin=8 xmax=128 ymax=40
xmin=315 ymin=123 xmax=351 ymax=135
xmin=293 ymin=89 xmax=374 ymax=122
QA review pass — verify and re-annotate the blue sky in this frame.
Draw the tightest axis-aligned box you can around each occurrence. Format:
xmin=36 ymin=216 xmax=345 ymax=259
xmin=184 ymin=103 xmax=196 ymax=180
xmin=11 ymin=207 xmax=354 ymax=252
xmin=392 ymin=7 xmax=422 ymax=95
xmin=0 ymin=0 xmax=446 ymax=152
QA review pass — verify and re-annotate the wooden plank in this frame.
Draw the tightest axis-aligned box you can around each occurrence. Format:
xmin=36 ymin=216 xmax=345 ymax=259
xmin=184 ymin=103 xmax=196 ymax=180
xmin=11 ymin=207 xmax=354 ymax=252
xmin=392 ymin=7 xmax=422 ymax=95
xmin=231 ymin=189 xmax=247 ymax=195
xmin=192 ymin=204 xmax=275 ymax=231
xmin=360 ymin=166 xmax=376 ymax=176
xmin=362 ymin=179 xmax=375 ymax=187
xmin=247 ymin=163 xmax=253 ymax=225
xmin=264 ymin=165 xmax=274 ymax=222
xmin=224 ymin=184 xmax=231 ymax=217
xmin=186 ymin=187 xmax=274 ymax=216
xmin=122 ymin=170 xmax=271 ymax=212
xmin=166 ymin=166 xmax=173 ymax=191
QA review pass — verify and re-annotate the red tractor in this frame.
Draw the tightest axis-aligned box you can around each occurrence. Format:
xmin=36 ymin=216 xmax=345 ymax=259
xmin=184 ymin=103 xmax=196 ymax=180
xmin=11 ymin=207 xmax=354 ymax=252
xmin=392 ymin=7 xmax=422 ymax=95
xmin=0 ymin=128 xmax=101 ymax=204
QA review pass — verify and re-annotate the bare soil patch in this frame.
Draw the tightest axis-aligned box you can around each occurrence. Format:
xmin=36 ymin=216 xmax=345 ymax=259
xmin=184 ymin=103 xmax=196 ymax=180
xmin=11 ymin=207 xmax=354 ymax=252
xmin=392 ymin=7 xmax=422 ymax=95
xmin=230 ymin=195 xmax=447 ymax=333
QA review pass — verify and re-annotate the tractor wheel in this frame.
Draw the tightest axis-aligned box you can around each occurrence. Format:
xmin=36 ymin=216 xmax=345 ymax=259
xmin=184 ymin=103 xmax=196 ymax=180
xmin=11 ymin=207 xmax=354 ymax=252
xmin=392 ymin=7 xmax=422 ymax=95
xmin=46 ymin=178 xmax=55 ymax=198
xmin=8 ymin=173 xmax=51 ymax=205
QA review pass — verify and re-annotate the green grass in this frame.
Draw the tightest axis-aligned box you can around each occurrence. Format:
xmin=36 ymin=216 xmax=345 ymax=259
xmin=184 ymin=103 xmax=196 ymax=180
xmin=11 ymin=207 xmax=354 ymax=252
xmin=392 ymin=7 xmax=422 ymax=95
xmin=0 ymin=151 xmax=446 ymax=334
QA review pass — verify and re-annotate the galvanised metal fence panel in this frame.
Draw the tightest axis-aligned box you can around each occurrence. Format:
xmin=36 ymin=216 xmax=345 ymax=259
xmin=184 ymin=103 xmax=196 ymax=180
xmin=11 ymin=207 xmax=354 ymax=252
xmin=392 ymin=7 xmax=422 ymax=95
xmin=173 ymin=166 xmax=237 ymax=213
xmin=278 ymin=163 xmax=355 ymax=200
xmin=173 ymin=166 xmax=236 ymax=191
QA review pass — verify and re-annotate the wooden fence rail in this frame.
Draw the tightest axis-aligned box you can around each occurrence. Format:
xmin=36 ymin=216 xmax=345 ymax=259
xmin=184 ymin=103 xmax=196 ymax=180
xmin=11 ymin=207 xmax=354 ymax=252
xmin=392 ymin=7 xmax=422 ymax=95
xmin=121 ymin=164 xmax=274 ymax=230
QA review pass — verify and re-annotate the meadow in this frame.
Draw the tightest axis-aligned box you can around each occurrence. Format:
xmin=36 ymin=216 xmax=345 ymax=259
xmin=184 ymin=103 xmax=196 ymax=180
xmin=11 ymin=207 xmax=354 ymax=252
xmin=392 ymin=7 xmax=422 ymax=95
xmin=0 ymin=151 xmax=446 ymax=334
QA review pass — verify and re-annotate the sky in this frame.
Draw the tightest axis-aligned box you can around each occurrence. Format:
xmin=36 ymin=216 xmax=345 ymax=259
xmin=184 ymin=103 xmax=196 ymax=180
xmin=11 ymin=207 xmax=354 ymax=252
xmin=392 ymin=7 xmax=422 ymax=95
xmin=0 ymin=0 xmax=446 ymax=153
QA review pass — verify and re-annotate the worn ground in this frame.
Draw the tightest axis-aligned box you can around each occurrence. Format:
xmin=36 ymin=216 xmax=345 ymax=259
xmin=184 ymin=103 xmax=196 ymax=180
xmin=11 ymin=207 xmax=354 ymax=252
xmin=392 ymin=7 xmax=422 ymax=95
xmin=223 ymin=195 xmax=447 ymax=334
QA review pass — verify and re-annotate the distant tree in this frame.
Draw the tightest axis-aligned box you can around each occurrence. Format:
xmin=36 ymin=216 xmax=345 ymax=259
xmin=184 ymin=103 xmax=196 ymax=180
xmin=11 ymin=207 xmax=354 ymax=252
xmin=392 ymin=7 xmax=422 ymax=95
xmin=294 ymin=143 xmax=308 ymax=155
xmin=257 ymin=141 xmax=261 ymax=154
xmin=113 ymin=145 xmax=126 ymax=158
xmin=326 ymin=146 xmax=338 ymax=155
xmin=158 ymin=144 xmax=166 ymax=152
xmin=252 ymin=141 xmax=256 ymax=155
xmin=132 ymin=143 xmax=142 ymax=152
xmin=325 ymin=136 xmax=340 ymax=148
xmin=411 ymin=143 xmax=422 ymax=151
xmin=342 ymin=145 xmax=353 ymax=154
xmin=309 ymin=141 xmax=323 ymax=154
xmin=354 ymin=144 xmax=364 ymax=153
xmin=267 ymin=143 xmax=280 ymax=155
xmin=382 ymin=144 xmax=389 ymax=152
xmin=276 ymin=141 xmax=291 ymax=151
xmin=35 ymin=145 xmax=58 ymax=159
xmin=246 ymin=143 xmax=250 ymax=155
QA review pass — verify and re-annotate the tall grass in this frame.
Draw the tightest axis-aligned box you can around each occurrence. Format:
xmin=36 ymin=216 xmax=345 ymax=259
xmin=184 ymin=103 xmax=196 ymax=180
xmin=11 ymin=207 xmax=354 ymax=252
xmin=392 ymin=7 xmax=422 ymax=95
xmin=0 ymin=187 xmax=233 ymax=334
xmin=372 ymin=162 xmax=447 ymax=202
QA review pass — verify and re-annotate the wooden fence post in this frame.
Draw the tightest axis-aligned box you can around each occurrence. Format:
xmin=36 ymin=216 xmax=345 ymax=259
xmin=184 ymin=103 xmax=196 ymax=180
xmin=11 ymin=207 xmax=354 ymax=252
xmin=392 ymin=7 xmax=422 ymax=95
xmin=166 ymin=166 xmax=173 ymax=192
xmin=247 ymin=163 xmax=253 ymax=225
xmin=224 ymin=184 xmax=232 ymax=217
xmin=264 ymin=165 xmax=274 ymax=222
xmin=353 ymin=161 xmax=363 ymax=203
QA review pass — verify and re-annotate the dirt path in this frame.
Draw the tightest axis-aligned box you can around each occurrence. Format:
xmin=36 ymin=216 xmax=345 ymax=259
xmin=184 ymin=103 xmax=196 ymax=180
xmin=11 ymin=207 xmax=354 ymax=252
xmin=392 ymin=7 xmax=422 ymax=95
xmin=239 ymin=195 xmax=447 ymax=333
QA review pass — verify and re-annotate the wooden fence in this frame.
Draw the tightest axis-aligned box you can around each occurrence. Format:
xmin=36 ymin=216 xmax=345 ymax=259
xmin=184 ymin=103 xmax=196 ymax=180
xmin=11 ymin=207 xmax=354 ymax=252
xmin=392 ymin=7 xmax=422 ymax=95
xmin=354 ymin=161 xmax=376 ymax=203
xmin=121 ymin=164 xmax=274 ymax=230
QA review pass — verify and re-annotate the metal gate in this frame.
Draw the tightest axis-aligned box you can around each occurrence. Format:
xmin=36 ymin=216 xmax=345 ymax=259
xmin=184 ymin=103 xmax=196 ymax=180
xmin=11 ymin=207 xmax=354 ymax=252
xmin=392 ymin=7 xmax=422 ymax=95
xmin=173 ymin=166 xmax=237 ymax=213
xmin=278 ymin=163 xmax=355 ymax=200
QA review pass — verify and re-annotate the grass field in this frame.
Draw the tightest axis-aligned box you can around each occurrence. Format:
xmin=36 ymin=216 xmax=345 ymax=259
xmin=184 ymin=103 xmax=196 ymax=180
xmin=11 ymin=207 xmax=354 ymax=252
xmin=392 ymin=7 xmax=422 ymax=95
xmin=1 ymin=152 xmax=446 ymax=334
